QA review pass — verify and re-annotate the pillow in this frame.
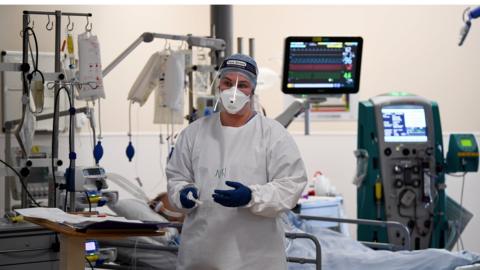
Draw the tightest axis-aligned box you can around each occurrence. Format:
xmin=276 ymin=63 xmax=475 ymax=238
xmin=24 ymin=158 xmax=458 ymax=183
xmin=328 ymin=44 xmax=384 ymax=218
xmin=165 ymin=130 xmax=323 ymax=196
xmin=108 ymin=198 xmax=178 ymax=246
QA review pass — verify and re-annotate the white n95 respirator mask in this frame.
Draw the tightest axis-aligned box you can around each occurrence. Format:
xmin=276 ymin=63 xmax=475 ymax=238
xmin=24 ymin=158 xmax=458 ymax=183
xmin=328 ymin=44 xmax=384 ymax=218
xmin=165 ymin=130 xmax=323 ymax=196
xmin=219 ymin=86 xmax=250 ymax=114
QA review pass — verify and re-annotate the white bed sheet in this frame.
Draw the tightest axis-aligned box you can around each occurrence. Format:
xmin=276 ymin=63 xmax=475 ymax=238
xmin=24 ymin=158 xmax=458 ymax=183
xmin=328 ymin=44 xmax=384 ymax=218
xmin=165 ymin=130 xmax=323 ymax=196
xmin=283 ymin=212 xmax=480 ymax=270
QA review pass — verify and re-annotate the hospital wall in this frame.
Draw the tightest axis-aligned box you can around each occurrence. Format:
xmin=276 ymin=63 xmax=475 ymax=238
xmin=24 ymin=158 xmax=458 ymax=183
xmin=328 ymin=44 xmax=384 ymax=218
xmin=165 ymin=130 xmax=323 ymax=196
xmin=0 ymin=5 xmax=480 ymax=252
xmin=0 ymin=5 xmax=478 ymax=133
xmin=236 ymin=5 xmax=480 ymax=133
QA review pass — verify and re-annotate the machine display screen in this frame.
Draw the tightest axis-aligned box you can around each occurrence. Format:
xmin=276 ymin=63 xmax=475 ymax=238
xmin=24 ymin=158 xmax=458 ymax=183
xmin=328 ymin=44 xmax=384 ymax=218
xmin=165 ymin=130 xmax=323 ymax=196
xmin=382 ymin=105 xmax=428 ymax=142
xmin=85 ymin=241 xmax=98 ymax=253
xmin=282 ymin=36 xmax=363 ymax=95
xmin=461 ymin=139 xmax=473 ymax=147
xmin=83 ymin=167 xmax=104 ymax=177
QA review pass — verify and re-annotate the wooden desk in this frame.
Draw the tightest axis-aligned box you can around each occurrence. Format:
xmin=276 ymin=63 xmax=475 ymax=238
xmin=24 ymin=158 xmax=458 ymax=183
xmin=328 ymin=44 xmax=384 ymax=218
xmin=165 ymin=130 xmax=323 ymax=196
xmin=24 ymin=217 xmax=165 ymax=270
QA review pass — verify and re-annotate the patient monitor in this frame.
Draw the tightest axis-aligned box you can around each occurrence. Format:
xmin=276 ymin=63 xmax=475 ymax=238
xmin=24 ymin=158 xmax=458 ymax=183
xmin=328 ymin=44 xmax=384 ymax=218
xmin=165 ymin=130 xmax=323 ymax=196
xmin=356 ymin=93 xmax=478 ymax=250
xmin=282 ymin=36 xmax=363 ymax=95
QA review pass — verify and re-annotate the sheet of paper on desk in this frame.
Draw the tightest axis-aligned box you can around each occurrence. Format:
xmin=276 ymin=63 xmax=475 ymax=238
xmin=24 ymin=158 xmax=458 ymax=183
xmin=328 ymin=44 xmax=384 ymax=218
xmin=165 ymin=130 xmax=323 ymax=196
xmin=15 ymin=208 xmax=179 ymax=232
xmin=15 ymin=207 xmax=141 ymax=224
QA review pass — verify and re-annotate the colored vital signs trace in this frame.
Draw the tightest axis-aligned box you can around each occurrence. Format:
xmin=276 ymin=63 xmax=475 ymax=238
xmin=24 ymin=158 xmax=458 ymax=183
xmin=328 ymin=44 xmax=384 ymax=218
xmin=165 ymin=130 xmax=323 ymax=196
xmin=287 ymin=41 xmax=359 ymax=89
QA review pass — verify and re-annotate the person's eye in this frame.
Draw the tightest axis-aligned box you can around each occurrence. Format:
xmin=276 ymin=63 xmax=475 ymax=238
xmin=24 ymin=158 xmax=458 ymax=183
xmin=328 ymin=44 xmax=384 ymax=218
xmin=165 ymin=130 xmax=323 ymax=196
xmin=220 ymin=81 xmax=230 ymax=88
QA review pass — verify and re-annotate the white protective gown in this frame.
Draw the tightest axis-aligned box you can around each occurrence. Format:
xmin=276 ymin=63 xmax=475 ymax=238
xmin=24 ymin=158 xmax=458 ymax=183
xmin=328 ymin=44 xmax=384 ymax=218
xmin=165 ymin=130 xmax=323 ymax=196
xmin=167 ymin=113 xmax=307 ymax=270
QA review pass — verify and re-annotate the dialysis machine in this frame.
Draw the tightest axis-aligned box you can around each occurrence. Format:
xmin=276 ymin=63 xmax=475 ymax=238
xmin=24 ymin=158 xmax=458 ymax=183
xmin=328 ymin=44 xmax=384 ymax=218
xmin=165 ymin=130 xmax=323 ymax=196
xmin=356 ymin=93 xmax=478 ymax=250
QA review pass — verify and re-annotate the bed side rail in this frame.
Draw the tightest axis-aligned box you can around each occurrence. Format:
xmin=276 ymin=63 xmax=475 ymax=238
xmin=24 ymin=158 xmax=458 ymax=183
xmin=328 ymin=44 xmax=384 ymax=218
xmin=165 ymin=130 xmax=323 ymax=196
xmin=285 ymin=232 xmax=322 ymax=270
xmin=99 ymin=233 xmax=323 ymax=270
xmin=298 ymin=214 xmax=411 ymax=251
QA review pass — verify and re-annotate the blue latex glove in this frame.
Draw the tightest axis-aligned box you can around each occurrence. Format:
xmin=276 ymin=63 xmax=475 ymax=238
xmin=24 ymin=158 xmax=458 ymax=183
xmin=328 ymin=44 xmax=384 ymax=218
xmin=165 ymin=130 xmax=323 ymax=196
xmin=212 ymin=181 xmax=252 ymax=207
xmin=179 ymin=187 xmax=199 ymax=209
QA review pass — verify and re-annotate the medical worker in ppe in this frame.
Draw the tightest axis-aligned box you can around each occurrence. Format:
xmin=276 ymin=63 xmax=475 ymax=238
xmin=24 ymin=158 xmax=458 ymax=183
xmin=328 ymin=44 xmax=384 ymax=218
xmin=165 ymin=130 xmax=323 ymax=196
xmin=166 ymin=53 xmax=308 ymax=270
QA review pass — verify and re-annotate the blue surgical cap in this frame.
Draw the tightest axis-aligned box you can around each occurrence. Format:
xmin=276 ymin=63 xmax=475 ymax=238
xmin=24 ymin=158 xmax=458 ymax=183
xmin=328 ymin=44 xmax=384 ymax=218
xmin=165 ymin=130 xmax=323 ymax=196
xmin=219 ymin=54 xmax=258 ymax=89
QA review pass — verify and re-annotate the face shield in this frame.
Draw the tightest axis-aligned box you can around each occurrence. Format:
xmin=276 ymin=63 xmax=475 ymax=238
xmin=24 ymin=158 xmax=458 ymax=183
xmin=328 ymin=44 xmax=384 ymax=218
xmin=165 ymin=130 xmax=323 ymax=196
xmin=211 ymin=73 xmax=252 ymax=114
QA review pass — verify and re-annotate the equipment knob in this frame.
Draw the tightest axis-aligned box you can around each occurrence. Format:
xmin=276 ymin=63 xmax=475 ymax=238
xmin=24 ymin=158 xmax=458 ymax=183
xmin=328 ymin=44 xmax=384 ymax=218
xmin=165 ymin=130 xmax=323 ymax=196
xmin=393 ymin=165 xmax=403 ymax=174
xmin=413 ymin=180 xmax=421 ymax=187
xmin=395 ymin=179 xmax=404 ymax=188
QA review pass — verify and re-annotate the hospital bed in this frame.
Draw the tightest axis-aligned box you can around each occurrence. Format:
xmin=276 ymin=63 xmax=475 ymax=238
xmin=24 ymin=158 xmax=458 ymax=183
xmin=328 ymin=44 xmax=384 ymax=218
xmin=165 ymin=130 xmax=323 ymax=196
xmin=95 ymin=197 xmax=422 ymax=270
xmin=285 ymin=212 xmax=480 ymax=270
xmin=94 ymin=170 xmax=480 ymax=270
xmin=96 ymin=217 xmax=407 ymax=270
xmin=98 ymin=232 xmax=322 ymax=270
xmin=99 ymin=174 xmax=480 ymax=270
xmin=98 ymin=197 xmax=326 ymax=270
xmin=97 ymin=202 xmax=480 ymax=270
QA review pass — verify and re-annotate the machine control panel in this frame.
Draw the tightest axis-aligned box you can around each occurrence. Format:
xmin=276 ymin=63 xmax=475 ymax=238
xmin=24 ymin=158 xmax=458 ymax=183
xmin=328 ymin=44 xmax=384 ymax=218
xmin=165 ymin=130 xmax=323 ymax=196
xmin=372 ymin=95 xmax=438 ymax=250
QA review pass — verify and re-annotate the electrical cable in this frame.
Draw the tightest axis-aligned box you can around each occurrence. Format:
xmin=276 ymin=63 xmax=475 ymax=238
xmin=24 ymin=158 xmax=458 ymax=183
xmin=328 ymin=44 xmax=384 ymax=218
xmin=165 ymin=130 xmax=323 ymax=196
xmin=28 ymin=41 xmax=36 ymax=69
xmin=85 ymin=256 xmax=95 ymax=270
xmin=457 ymin=173 xmax=466 ymax=250
xmin=446 ymin=168 xmax=468 ymax=250
xmin=23 ymin=26 xmax=45 ymax=90
xmin=51 ymin=86 xmax=73 ymax=208
xmin=64 ymin=189 xmax=68 ymax=212
xmin=52 ymin=233 xmax=60 ymax=252
xmin=16 ymin=26 xmax=44 ymax=157
xmin=24 ymin=27 xmax=39 ymax=72
xmin=85 ymin=191 xmax=92 ymax=213
xmin=0 ymin=159 xmax=41 ymax=207
xmin=27 ymin=36 xmax=45 ymax=116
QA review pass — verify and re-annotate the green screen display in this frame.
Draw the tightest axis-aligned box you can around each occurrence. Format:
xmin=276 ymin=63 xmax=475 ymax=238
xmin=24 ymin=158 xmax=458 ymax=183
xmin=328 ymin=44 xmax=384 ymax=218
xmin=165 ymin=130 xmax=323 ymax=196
xmin=461 ymin=139 xmax=473 ymax=147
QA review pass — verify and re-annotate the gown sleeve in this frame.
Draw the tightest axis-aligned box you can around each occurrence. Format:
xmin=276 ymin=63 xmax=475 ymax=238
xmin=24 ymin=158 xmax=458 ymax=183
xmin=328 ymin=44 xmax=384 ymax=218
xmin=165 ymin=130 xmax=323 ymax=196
xmin=247 ymin=132 xmax=308 ymax=218
xmin=166 ymin=130 xmax=197 ymax=213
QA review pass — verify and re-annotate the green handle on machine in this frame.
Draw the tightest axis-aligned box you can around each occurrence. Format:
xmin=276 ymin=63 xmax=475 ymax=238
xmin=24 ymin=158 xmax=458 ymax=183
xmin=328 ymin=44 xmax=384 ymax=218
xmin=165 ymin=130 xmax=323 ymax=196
xmin=446 ymin=134 xmax=479 ymax=173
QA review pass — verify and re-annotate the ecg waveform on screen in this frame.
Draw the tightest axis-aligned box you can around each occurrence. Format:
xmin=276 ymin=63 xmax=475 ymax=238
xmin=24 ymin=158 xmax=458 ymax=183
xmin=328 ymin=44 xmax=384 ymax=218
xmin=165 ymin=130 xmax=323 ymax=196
xmin=290 ymin=48 xmax=345 ymax=64
xmin=287 ymin=42 xmax=357 ymax=87
xmin=289 ymin=64 xmax=344 ymax=71
xmin=288 ymin=71 xmax=342 ymax=80
xmin=290 ymin=57 xmax=344 ymax=64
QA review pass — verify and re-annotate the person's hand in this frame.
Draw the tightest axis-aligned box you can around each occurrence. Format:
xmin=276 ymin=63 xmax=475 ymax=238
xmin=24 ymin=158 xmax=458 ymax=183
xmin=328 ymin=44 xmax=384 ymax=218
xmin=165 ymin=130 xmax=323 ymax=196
xmin=179 ymin=187 xmax=199 ymax=209
xmin=212 ymin=181 xmax=252 ymax=207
